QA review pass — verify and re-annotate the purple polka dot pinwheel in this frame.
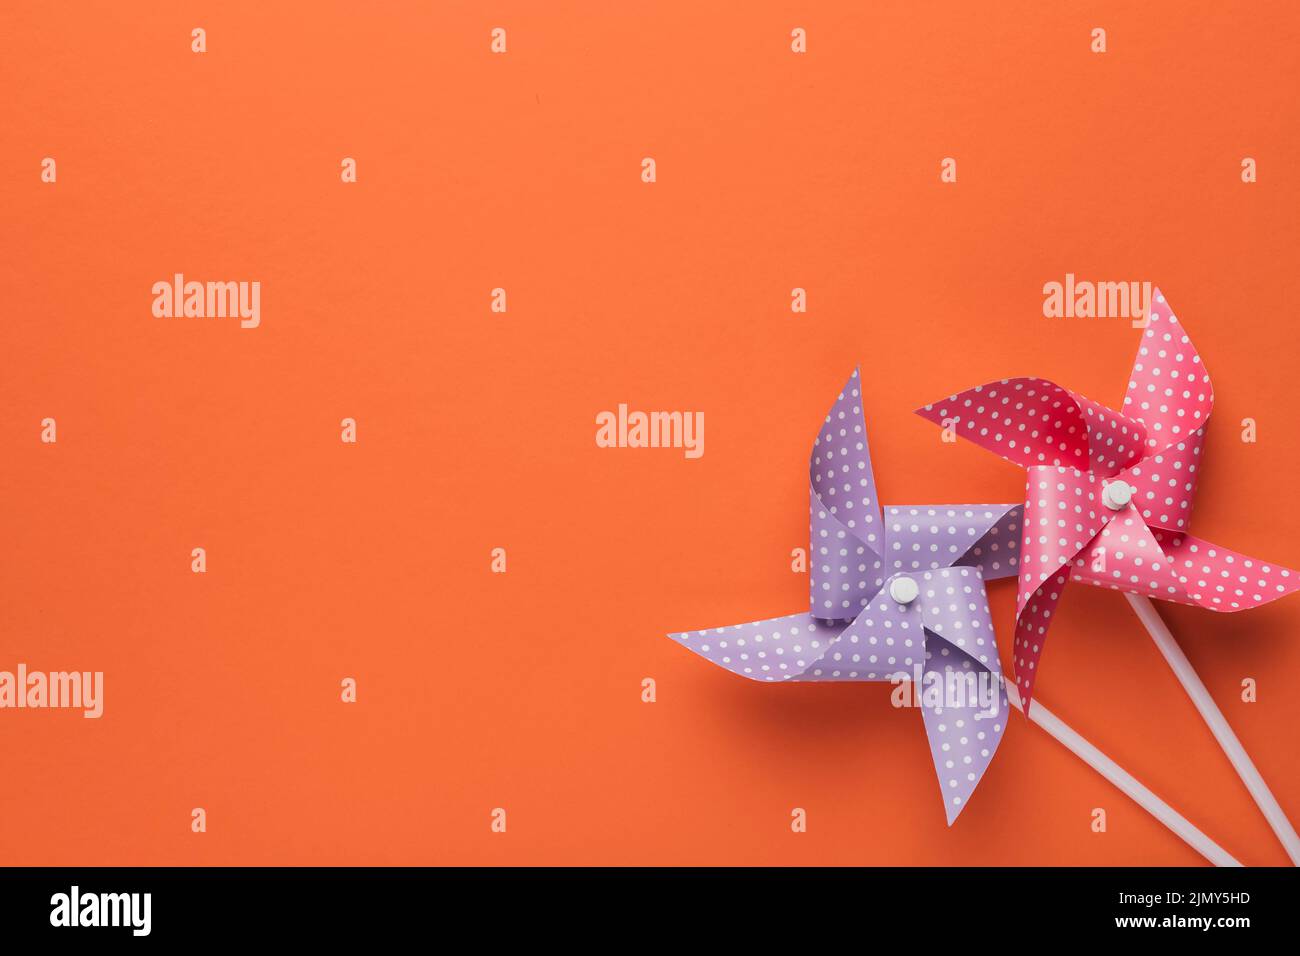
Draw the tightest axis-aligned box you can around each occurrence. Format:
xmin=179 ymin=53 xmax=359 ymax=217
xmin=669 ymin=369 xmax=1023 ymax=824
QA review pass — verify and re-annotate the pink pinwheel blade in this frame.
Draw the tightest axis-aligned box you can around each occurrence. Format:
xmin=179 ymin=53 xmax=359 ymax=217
xmin=1124 ymin=292 xmax=1213 ymax=451
xmin=915 ymin=378 xmax=1147 ymax=476
xmin=1069 ymin=519 xmax=1300 ymax=610
xmin=1119 ymin=291 xmax=1213 ymax=530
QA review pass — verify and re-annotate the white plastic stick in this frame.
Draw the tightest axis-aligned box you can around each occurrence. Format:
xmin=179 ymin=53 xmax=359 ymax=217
xmin=1125 ymin=591 xmax=1300 ymax=866
xmin=1003 ymin=680 xmax=1241 ymax=867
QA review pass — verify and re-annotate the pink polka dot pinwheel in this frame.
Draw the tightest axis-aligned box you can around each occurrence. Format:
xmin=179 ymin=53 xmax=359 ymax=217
xmin=916 ymin=289 xmax=1300 ymax=710
xmin=917 ymin=288 xmax=1300 ymax=864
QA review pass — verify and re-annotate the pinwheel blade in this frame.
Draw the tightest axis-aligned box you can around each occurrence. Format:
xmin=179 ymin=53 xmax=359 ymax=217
xmin=885 ymin=504 xmax=1023 ymax=581
xmin=1120 ymin=290 xmax=1214 ymax=529
xmin=810 ymin=367 xmax=886 ymax=619
xmin=668 ymin=613 xmax=850 ymax=682
xmin=914 ymin=566 xmax=1009 ymax=824
xmin=1068 ymin=519 xmax=1300 ymax=610
xmin=915 ymin=378 xmax=1147 ymax=476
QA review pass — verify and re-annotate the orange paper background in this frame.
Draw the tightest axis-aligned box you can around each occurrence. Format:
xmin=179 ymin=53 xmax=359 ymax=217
xmin=2 ymin=1 xmax=1299 ymax=866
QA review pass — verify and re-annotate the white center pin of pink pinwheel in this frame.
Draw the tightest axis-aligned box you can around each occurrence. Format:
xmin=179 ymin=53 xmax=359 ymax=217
xmin=1102 ymin=480 xmax=1134 ymax=511
xmin=889 ymin=576 xmax=920 ymax=605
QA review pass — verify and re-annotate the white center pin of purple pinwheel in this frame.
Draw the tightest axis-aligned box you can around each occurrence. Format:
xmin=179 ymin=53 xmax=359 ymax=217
xmin=1102 ymin=480 xmax=1135 ymax=511
xmin=888 ymin=576 xmax=920 ymax=605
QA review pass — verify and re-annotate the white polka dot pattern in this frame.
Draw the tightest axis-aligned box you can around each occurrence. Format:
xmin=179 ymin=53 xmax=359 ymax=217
xmin=1018 ymin=465 xmax=1110 ymax=612
xmin=669 ymin=567 xmax=1007 ymax=684
xmin=1071 ymin=519 xmax=1300 ymax=610
xmin=669 ymin=612 xmax=855 ymax=681
xmin=916 ymin=377 xmax=1147 ymax=477
xmin=918 ymin=570 xmax=1008 ymax=824
xmin=885 ymin=504 xmax=1023 ymax=581
xmin=916 ymin=288 xmax=1300 ymax=708
xmin=810 ymin=368 xmax=886 ymax=619
xmin=1121 ymin=290 xmax=1213 ymax=527
xmin=1011 ymin=564 xmax=1069 ymax=702
xmin=1123 ymin=290 xmax=1211 ymax=486
xmin=1118 ymin=425 xmax=1206 ymax=533
xmin=669 ymin=567 xmax=1008 ymax=824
